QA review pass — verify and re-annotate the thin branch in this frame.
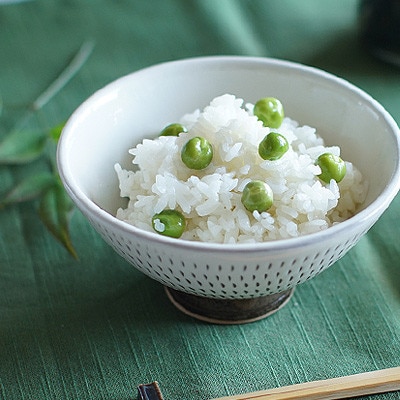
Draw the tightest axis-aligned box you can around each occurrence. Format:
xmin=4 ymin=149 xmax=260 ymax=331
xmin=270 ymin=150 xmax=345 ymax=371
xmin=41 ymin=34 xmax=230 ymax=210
xmin=31 ymin=39 xmax=95 ymax=111
xmin=8 ymin=39 xmax=95 ymax=133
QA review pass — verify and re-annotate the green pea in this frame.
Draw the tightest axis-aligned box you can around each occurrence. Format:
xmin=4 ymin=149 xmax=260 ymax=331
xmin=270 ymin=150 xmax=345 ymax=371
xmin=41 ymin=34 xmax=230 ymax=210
xmin=258 ymin=132 xmax=289 ymax=160
xmin=253 ymin=97 xmax=284 ymax=128
xmin=181 ymin=136 xmax=213 ymax=170
xmin=316 ymin=153 xmax=346 ymax=183
xmin=160 ymin=123 xmax=187 ymax=137
xmin=241 ymin=180 xmax=274 ymax=213
xmin=152 ymin=209 xmax=186 ymax=238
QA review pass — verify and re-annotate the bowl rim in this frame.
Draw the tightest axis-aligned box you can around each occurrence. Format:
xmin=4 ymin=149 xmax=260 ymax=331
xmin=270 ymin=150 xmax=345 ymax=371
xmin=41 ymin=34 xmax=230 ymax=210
xmin=58 ymin=55 xmax=400 ymax=254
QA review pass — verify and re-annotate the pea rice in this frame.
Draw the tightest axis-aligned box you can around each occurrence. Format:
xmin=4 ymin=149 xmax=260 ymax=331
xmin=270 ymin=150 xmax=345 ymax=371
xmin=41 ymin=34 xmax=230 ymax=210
xmin=115 ymin=94 xmax=367 ymax=243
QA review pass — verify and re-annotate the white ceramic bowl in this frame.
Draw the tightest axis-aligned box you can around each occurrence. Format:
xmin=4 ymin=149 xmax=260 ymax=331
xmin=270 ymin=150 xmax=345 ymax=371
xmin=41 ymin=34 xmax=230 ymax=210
xmin=57 ymin=56 xmax=400 ymax=323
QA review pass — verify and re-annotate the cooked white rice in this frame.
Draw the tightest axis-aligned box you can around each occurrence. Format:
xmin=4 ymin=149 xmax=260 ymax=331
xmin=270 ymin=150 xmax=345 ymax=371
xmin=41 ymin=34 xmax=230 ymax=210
xmin=115 ymin=94 xmax=367 ymax=243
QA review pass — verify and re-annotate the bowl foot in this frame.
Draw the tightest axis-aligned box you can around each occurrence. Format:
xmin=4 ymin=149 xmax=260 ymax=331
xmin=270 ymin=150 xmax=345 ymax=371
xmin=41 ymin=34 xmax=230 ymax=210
xmin=164 ymin=287 xmax=294 ymax=324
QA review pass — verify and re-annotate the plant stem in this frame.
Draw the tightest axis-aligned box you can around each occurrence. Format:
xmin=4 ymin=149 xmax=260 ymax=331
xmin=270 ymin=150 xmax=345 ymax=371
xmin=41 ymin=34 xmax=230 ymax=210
xmin=12 ymin=39 xmax=95 ymax=132
xmin=31 ymin=39 xmax=95 ymax=111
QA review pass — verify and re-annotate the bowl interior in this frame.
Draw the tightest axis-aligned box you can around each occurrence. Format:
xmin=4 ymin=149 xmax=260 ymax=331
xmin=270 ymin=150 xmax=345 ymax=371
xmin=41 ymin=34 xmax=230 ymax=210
xmin=58 ymin=57 xmax=400 ymax=221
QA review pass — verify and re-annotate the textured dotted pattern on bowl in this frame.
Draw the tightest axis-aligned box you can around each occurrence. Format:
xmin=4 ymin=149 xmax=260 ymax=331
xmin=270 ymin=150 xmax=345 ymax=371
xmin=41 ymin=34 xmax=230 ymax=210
xmin=88 ymin=216 xmax=368 ymax=299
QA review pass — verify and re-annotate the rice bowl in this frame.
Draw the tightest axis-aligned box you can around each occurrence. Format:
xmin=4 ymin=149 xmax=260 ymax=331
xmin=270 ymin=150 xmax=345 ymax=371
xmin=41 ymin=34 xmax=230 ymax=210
xmin=57 ymin=56 xmax=400 ymax=323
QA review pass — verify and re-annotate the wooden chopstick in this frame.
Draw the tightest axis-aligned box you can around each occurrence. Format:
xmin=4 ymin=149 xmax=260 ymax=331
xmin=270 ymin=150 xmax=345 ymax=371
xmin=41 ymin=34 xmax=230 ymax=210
xmin=210 ymin=366 xmax=400 ymax=400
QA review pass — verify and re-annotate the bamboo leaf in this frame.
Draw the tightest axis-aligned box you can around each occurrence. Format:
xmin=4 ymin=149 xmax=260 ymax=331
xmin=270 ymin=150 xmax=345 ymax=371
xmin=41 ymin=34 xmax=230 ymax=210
xmin=0 ymin=172 xmax=56 ymax=208
xmin=0 ymin=130 xmax=47 ymax=164
xmin=38 ymin=181 xmax=78 ymax=259
xmin=0 ymin=40 xmax=95 ymax=261
xmin=49 ymin=121 xmax=66 ymax=142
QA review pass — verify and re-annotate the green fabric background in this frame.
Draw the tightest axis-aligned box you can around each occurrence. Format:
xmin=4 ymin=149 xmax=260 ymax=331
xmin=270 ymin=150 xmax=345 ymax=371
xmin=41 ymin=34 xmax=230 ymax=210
xmin=1 ymin=1 xmax=399 ymax=399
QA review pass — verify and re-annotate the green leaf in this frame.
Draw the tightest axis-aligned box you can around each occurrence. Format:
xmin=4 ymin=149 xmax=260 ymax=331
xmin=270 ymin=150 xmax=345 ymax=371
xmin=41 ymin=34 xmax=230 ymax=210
xmin=0 ymin=129 xmax=48 ymax=164
xmin=0 ymin=172 xmax=56 ymax=208
xmin=49 ymin=121 xmax=66 ymax=142
xmin=38 ymin=180 xmax=78 ymax=259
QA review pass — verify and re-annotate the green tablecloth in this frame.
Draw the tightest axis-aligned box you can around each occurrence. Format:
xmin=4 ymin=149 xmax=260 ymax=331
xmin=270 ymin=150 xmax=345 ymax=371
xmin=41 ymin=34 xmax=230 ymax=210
xmin=1 ymin=1 xmax=399 ymax=399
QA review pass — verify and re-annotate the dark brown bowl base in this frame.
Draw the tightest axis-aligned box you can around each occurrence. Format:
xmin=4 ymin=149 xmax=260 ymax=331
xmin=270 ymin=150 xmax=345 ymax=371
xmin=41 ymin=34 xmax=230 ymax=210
xmin=164 ymin=287 xmax=294 ymax=324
